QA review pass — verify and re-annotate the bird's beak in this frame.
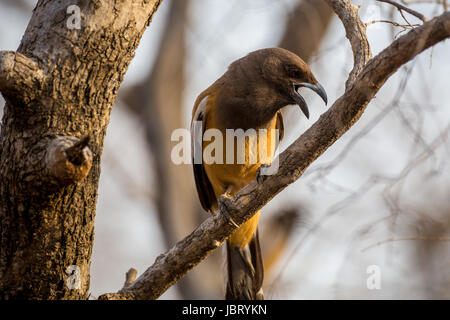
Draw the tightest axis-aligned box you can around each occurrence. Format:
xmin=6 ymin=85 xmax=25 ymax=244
xmin=291 ymin=82 xmax=328 ymax=119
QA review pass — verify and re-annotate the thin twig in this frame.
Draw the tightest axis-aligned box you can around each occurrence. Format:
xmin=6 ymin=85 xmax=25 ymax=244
xmin=362 ymin=236 xmax=450 ymax=252
xmin=378 ymin=0 xmax=428 ymax=22
xmin=366 ymin=19 xmax=420 ymax=29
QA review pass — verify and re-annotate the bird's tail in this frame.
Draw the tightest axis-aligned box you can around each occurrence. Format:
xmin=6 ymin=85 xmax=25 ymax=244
xmin=225 ymin=228 xmax=264 ymax=300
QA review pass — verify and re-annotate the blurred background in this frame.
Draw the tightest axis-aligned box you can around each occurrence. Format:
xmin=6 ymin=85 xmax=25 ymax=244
xmin=0 ymin=0 xmax=449 ymax=299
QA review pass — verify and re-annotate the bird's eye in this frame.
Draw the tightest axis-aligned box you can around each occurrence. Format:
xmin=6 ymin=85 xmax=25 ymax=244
xmin=289 ymin=68 xmax=301 ymax=79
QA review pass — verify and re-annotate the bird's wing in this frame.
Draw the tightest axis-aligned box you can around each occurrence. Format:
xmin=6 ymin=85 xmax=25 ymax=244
xmin=276 ymin=110 xmax=284 ymax=144
xmin=191 ymin=95 xmax=217 ymax=213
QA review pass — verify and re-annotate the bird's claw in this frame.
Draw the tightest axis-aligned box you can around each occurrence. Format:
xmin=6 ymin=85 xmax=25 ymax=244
xmin=218 ymin=193 xmax=239 ymax=229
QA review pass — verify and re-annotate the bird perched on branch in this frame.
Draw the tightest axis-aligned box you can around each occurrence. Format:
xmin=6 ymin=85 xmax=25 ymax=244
xmin=190 ymin=48 xmax=327 ymax=300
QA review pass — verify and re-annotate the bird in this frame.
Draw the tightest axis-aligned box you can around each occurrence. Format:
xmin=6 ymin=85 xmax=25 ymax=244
xmin=190 ymin=47 xmax=327 ymax=300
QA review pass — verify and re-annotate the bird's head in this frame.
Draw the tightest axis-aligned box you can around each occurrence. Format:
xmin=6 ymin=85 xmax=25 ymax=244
xmin=244 ymin=48 xmax=328 ymax=119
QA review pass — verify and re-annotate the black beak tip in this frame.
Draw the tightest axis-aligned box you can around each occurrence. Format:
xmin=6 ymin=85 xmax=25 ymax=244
xmin=304 ymin=110 xmax=310 ymax=119
xmin=317 ymin=83 xmax=328 ymax=106
xmin=292 ymin=82 xmax=327 ymax=119
xmin=296 ymin=82 xmax=328 ymax=107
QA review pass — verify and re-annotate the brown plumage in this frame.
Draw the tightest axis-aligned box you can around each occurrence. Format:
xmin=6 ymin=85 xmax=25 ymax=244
xmin=190 ymin=47 xmax=327 ymax=300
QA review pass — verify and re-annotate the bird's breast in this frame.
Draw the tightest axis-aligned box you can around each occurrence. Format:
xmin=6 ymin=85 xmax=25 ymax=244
xmin=203 ymin=108 xmax=278 ymax=197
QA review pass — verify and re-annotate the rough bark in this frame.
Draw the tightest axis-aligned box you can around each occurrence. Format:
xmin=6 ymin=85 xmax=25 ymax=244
xmin=98 ymin=6 xmax=450 ymax=300
xmin=0 ymin=0 xmax=162 ymax=299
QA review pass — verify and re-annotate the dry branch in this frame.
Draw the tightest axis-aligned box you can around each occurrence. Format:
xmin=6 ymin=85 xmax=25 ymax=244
xmin=325 ymin=0 xmax=372 ymax=89
xmin=99 ymin=5 xmax=450 ymax=300
xmin=378 ymin=0 xmax=428 ymax=22
xmin=123 ymin=268 xmax=138 ymax=288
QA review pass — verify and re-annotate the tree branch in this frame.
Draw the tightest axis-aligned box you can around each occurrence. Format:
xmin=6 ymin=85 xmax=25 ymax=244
xmin=378 ymin=0 xmax=428 ymax=22
xmin=99 ymin=8 xmax=450 ymax=300
xmin=123 ymin=268 xmax=138 ymax=288
xmin=0 ymin=51 xmax=45 ymax=105
xmin=325 ymin=0 xmax=372 ymax=89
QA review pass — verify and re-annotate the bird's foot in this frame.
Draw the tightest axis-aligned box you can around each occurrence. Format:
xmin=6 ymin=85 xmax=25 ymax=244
xmin=218 ymin=193 xmax=239 ymax=229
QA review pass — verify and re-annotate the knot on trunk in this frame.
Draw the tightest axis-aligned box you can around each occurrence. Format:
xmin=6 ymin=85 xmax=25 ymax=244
xmin=45 ymin=135 xmax=93 ymax=186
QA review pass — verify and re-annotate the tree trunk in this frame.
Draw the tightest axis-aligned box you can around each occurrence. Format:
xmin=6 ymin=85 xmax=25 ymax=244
xmin=0 ymin=0 xmax=162 ymax=299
